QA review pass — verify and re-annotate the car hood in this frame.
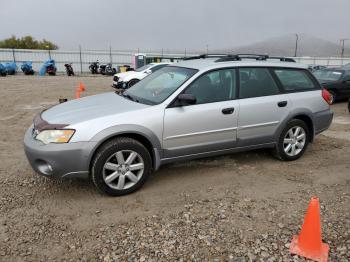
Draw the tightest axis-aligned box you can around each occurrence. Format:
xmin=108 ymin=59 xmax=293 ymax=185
xmin=115 ymin=71 xmax=134 ymax=78
xmin=41 ymin=92 xmax=149 ymax=125
xmin=114 ymin=71 xmax=145 ymax=81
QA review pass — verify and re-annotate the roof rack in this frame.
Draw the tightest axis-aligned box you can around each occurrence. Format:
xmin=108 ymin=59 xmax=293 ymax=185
xmin=215 ymin=54 xmax=295 ymax=63
xmin=182 ymin=54 xmax=295 ymax=63
xmin=183 ymin=54 xmax=228 ymax=60
xmin=268 ymin=56 xmax=296 ymax=62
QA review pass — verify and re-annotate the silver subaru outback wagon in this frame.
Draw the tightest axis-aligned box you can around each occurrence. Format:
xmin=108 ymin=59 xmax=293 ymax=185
xmin=24 ymin=54 xmax=333 ymax=196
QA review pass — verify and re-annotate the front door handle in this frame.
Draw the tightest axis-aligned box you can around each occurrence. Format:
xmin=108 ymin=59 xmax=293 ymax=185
xmin=222 ymin=107 xmax=235 ymax=114
xmin=277 ymin=101 xmax=288 ymax=107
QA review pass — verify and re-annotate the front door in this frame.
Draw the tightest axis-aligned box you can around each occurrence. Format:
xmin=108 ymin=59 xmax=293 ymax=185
xmin=163 ymin=68 xmax=239 ymax=158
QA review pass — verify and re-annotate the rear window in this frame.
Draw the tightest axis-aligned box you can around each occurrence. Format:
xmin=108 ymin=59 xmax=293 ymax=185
xmin=313 ymin=70 xmax=343 ymax=82
xmin=274 ymin=69 xmax=317 ymax=91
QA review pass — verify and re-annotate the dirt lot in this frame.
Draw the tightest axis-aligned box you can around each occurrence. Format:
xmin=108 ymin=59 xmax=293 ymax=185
xmin=0 ymin=75 xmax=349 ymax=261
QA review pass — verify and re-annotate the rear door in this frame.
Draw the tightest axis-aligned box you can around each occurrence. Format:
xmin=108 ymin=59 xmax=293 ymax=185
xmin=163 ymin=68 xmax=239 ymax=158
xmin=237 ymin=67 xmax=290 ymax=146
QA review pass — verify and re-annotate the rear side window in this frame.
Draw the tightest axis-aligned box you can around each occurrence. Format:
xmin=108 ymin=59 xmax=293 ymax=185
xmin=239 ymin=68 xmax=279 ymax=99
xmin=274 ymin=69 xmax=317 ymax=91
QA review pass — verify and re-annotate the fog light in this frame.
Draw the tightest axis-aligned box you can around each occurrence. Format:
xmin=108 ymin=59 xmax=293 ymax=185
xmin=36 ymin=160 xmax=53 ymax=176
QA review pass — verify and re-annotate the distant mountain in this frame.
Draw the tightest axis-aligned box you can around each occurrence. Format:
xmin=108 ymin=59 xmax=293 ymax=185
xmin=214 ymin=34 xmax=350 ymax=57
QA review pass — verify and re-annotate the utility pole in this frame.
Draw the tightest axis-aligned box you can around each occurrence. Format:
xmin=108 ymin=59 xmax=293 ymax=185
xmin=340 ymin=39 xmax=348 ymax=58
xmin=109 ymin=46 xmax=112 ymax=64
xmin=294 ymin=34 xmax=299 ymax=57
xmin=79 ymin=45 xmax=83 ymax=74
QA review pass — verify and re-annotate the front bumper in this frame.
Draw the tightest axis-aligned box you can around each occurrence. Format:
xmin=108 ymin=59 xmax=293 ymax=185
xmin=112 ymin=81 xmax=127 ymax=89
xmin=23 ymin=126 xmax=97 ymax=179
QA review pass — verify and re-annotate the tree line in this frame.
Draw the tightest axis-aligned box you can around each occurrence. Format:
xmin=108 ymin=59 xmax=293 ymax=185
xmin=0 ymin=35 xmax=58 ymax=50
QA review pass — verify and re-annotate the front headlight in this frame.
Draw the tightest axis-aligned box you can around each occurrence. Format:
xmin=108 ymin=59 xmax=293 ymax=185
xmin=35 ymin=129 xmax=75 ymax=144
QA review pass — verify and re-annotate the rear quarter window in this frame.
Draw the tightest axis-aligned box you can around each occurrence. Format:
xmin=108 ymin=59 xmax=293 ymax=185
xmin=274 ymin=69 xmax=317 ymax=91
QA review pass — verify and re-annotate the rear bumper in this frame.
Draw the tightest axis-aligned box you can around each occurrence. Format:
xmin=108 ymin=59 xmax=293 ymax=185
xmin=23 ymin=126 xmax=96 ymax=179
xmin=314 ymin=109 xmax=333 ymax=135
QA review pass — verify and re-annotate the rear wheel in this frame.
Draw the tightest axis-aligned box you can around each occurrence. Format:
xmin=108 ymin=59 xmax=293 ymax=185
xmin=274 ymin=119 xmax=309 ymax=161
xmin=91 ymin=137 xmax=152 ymax=196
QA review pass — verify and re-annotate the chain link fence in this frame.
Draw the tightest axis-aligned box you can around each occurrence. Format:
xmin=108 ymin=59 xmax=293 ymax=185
xmin=1 ymin=48 xmax=350 ymax=73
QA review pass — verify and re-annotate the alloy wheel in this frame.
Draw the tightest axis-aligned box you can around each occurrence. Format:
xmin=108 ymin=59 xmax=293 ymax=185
xmin=283 ymin=126 xmax=306 ymax=157
xmin=103 ymin=150 xmax=144 ymax=190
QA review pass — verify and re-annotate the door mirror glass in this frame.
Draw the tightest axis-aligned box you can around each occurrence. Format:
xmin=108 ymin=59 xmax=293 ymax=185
xmin=177 ymin=93 xmax=196 ymax=106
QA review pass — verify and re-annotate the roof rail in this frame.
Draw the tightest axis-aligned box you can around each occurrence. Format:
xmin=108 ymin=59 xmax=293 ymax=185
xmin=269 ymin=56 xmax=296 ymax=62
xmin=215 ymin=54 xmax=295 ymax=63
xmin=183 ymin=54 xmax=228 ymax=60
xmin=182 ymin=54 xmax=296 ymax=63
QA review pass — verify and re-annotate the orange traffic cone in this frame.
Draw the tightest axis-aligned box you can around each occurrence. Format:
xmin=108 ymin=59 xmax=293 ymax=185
xmin=75 ymin=82 xmax=86 ymax=99
xmin=290 ymin=197 xmax=329 ymax=262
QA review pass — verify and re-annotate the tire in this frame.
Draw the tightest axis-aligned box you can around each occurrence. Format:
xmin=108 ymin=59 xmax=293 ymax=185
xmin=91 ymin=137 xmax=152 ymax=196
xmin=273 ymin=119 xmax=309 ymax=161
xmin=127 ymin=79 xmax=140 ymax=88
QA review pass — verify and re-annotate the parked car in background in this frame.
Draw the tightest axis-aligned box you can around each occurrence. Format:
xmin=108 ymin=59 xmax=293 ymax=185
xmin=112 ymin=62 xmax=170 ymax=89
xmin=313 ymin=68 xmax=350 ymax=103
xmin=308 ymin=64 xmax=327 ymax=72
xmin=24 ymin=54 xmax=333 ymax=196
xmin=341 ymin=63 xmax=350 ymax=69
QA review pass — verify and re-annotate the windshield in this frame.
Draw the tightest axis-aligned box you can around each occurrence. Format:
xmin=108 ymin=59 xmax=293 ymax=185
xmin=313 ymin=70 xmax=343 ymax=82
xmin=124 ymin=66 xmax=198 ymax=105
xmin=135 ymin=64 xmax=153 ymax=72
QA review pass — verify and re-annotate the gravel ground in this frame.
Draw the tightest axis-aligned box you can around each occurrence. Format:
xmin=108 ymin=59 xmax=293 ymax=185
xmin=0 ymin=75 xmax=349 ymax=261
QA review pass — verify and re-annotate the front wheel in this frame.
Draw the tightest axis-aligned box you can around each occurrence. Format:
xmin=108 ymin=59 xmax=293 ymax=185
xmin=127 ymin=79 xmax=140 ymax=88
xmin=274 ymin=119 xmax=309 ymax=161
xmin=91 ymin=137 xmax=152 ymax=196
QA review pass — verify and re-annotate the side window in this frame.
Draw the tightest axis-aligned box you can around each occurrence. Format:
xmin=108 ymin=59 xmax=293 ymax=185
xmin=239 ymin=68 xmax=279 ymax=99
xmin=184 ymin=68 xmax=236 ymax=104
xmin=274 ymin=69 xmax=316 ymax=91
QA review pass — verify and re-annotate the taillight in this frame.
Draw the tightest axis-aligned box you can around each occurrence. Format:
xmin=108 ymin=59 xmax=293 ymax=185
xmin=322 ymin=88 xmax=332 ymax=105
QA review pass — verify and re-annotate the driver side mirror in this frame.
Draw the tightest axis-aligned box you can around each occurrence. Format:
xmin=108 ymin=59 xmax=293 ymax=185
xmin=177 ymin=93 xmax=196 ymax=106
xmin=145 ymin=69 xmax=152 ymax=75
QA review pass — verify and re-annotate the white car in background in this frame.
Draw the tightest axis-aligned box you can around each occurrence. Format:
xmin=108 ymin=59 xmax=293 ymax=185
xmin=113 ymin=62 xmax=170 ymax=89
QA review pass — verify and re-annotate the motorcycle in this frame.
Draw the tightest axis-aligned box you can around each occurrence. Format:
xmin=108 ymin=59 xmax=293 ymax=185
xmin=4 ymin=62 xmax=17 ymax=75
xmin=64 ymin=63 xmax=75 ymax=76
xmin=99 ymin=63 xmax=116 ymax=76
xmin=98 ymin=63 xmax=107 ymax=75
xmin=89 ymin=61 xmax=99 ymax=74
xmin=0 ymin=64 xmax=7 ymax=76
xmin=46 ymin=64 xmax=57 ymax=76
xmin=21 ymin=61 xmax=35 ymax=75
xmin=39 ymin=59 xmax=57 ymax=76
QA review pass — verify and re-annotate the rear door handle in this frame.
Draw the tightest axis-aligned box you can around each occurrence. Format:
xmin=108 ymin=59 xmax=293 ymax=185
xmin=222 ymin=107 xmax=235 ymax=114
xmin=277 ymin=101 xmax=288 ymax=107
